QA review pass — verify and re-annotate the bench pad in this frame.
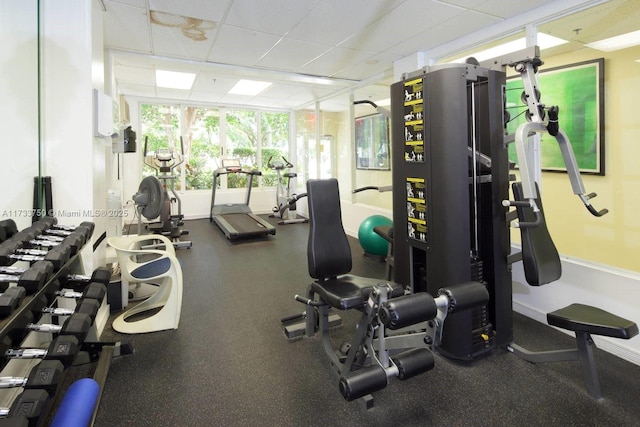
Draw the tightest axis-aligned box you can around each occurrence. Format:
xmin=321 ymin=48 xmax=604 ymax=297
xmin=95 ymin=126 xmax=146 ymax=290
xmin=547 ymin=303 xmax=639 ymax=339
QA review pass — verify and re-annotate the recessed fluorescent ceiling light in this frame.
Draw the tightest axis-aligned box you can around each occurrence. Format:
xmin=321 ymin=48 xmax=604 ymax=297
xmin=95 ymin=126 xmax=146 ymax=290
xmin=229 ymin=79 xmax=272 ymax=95
xmin=156 ymin=70 xmax=196 ymax=90
xmin=586 ymin=30 xmax=640 ymax=52
xmin=451 ymin=33 xmax=568 ymax=63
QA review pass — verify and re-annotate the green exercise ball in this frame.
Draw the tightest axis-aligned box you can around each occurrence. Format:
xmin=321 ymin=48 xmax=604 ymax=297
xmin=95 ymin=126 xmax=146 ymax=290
xmin=358 ymin=215 xmax=393 ymax=257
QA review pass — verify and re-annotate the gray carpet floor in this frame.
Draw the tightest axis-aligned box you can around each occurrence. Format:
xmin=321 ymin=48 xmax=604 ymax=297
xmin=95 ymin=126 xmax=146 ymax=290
xmin=94 ymin=217 xmax=640 ymax=427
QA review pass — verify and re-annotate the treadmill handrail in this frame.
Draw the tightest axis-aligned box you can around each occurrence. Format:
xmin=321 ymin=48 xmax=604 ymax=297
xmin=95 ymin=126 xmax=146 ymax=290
xmin=213 ymin=167 xmax=262 ymax=177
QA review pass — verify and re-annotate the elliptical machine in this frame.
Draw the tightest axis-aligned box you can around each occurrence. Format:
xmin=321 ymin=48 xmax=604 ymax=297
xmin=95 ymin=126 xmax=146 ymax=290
xmin=267 ymin=156 xmax=308 ymax=225
xmin=142 ymin=136 xmax=192 ymax=249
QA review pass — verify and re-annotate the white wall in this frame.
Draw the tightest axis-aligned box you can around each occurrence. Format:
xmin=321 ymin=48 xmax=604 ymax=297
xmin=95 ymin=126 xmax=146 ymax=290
xmin=39 ymin=0 xmax=106 ymax=270
xmin=0 ymin=0 xmax=39 ymax=231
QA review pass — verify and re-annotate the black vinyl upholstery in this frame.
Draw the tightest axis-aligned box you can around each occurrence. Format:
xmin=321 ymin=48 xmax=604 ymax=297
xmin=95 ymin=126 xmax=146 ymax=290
xmin=512 ymin=182 xmax=562 ymax=286
xmin=307 ymin=179 xmax=352 ymax=279
xmin=548 ymin=303 xmax=639 ymax=339
xmin=306 ymin=179 xmax=402 ymax=310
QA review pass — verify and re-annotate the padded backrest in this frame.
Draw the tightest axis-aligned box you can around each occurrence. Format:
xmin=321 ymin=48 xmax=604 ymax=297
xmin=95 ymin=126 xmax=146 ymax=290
xmin=512 ymin=182 xmax=562 ymax=286
xmin=307 ymin=179 xmax=352 ymax=279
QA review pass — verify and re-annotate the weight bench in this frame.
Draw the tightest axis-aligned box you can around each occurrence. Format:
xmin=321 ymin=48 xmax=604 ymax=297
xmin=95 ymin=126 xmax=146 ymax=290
xmin=288 ymin=178 xmax=489 ymax=407
xmin=508 ymin=182 xmax=638 ymax=399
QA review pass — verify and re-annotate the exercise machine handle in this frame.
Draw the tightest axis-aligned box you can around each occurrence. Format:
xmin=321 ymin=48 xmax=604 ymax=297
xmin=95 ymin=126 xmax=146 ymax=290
xmin=282 ymin=156 xmax=294 ymax=169
xmin=581 ymin=192 xmax=609 ymax=217
xmin=294 ymin=295 xmax=326 ymax=306
xmin=352 ymin=185 xmax=393 ymax=194
xmin=502 ymin=199 xmax=543 ymax=229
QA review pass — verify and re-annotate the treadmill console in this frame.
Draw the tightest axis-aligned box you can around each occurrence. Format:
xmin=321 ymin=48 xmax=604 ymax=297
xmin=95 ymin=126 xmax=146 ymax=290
xmin=222 ymin=158 xmax=242 ymax=172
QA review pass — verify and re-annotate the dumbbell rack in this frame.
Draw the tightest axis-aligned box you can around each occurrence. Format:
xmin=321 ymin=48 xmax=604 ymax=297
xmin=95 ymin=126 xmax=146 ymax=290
xmin=0 ymin=251 xmax=127 ymax=425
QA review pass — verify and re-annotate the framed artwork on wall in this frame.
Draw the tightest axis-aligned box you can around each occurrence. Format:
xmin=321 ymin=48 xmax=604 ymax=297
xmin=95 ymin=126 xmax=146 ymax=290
xmin=506 ymin=58 xmax=605 ymax=175
xmin=355 ymin=113 xmax=390 ymax=170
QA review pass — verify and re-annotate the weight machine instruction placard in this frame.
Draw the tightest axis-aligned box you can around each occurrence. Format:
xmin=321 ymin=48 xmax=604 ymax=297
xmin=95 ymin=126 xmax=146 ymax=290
xmin=406 ymin=177 xmax=426 ymax=242
xmin=403 ymin=77 xmax=425 ymax=163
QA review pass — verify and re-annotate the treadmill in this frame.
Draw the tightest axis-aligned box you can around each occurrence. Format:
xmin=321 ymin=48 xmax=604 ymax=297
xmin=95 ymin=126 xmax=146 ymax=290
xmin=209 ymin=159 xmax=276 ymax=240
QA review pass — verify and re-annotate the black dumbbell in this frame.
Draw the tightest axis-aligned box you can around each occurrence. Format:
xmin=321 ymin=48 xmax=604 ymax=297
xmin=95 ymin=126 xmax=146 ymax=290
xmin=42 ymin=298 xmax=101 ymax=324
xmin=0 ymin=359 xmax=64 ymax=395
xmin=0 ymin=220 xmax=18 ymax=244
xmin=0 ymin=261 xmax=53 ymax=294
xmin=27 ymin=231 xmax=85 ymax=257
xmin=58 ymin=266 xmax=112 ymax=288
xmin=0 ymin=388 xmax=50 ymax=427
xmin=4 ymin=335 xmax=79 ymax=368
xmin=27 ymin=313 xmax=93 ymax=343
xmin=56 ymin=283 xmax=107 ymax=302
xmin=0 ymin=287 xmax=26 ymax=318
xmin=31 ymin=218 xmax=95 ymax=241
xmin=0 ymin=240 xmax=71 ymax=270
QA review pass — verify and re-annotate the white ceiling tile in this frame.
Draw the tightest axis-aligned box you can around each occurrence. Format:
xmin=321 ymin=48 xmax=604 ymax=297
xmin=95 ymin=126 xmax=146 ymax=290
xmin=287 ymin=0 xmax=404 ymax=45
xmin=156 ymin=87 xmax=193 ymax=100
xmin=208 ymin=25 xmax=282 ymax=67
xmin=191 ymin=73 xmax=237 ymax=93
xmin=148 ymin=0 xmax=231 ymax=22
xmin=105 ymin=0 xmax=146 ymax=9
xmin=297 ymin=46 xmax=378 ymax=77
xmin=256 ymin=38 xmax=332 ymax=71
xmin=150 ymin=23 xmax=216 ymax=61
xmin=114 ymin=64 xmax=155 ymax=84
xmin=224 ymin=0 xmax=318 ymax=36
xmin=103 ymin=1 xmax=152 ymax=53
xmin=116 ymin=83 xmax=157 ymax=97
xmin=188 ymin=91 xmax=225 ymax=103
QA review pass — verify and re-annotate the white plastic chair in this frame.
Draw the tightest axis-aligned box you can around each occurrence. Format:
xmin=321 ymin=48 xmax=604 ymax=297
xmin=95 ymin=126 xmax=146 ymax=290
xmin=107 ymin=234 xmax=183 ymax=334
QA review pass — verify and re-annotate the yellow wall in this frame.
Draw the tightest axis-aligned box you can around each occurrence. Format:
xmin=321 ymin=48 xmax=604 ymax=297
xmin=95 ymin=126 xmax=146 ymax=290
xmin=523 ymin=45 xmax=640 ymax=272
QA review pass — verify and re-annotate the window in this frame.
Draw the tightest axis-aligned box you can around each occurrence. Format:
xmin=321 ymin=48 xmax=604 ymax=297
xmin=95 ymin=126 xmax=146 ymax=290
xmin=140 ymin=104 xmax=291 ymax=191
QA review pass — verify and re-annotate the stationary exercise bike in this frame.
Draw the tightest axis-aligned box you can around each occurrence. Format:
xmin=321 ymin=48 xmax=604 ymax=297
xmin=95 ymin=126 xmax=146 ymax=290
xmin=267 ymin=156 xmax=308 ymax=225
xmin=141 ymin=136 xmax=192 ymax=249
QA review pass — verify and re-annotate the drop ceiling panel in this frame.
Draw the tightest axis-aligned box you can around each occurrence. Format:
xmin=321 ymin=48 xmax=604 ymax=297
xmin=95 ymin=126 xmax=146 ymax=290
xmin=103 ymin=1 xmax=151 ymax=53
xmin=116 ymin=83 xmax=157 ymax=97
xmin=150 ymin=24 xmax=216 ymax=60
xmin=208 ymin=25 xmax=281 ymax=67
xmin=148 ymin=0 xmax=231 ymax=22
xmin=224 ymin=0 xmax=318 ymax=36
xmin=114 ymin=64 xmax=155 ymax=85
xmin=298 ymin=46 xmax=379 ymax=77
xmin=191 ymin=73 xmax=237 ymax=93
xmin=188 ymin=91 xmax=225 ymax=103
xmin=469 ymin=0 xmax=555 ymax=18
xmin=287 ymin=0 xmax=403 ymax=45
xmin=256 ymin=38 xmax=333 ymax=71
xmin=339 ymin=0 xmax=463 ymax=54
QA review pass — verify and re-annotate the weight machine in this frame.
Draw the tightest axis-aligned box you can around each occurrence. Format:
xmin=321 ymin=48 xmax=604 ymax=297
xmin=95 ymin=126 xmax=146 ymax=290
xmin=267 ymin=156 xmax=308 ymax=225
xmin=390 ymin=46 xmax=611 ymax=361
xmin=140 ymin=136 xmax=192 ymax=249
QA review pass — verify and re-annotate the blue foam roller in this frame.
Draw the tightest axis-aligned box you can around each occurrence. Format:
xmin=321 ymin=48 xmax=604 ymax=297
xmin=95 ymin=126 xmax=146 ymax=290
xmin=50 ymin=378 xmax=100 ymax=427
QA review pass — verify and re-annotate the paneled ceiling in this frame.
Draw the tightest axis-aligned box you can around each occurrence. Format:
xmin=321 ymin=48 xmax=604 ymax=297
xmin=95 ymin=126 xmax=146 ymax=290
xmin=102 ymin=0 xmax=639 ymax=111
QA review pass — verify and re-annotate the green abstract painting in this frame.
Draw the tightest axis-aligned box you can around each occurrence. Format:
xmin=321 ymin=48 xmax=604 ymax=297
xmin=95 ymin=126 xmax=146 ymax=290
xmin=506 ymin=58 xmax=604 ymax=175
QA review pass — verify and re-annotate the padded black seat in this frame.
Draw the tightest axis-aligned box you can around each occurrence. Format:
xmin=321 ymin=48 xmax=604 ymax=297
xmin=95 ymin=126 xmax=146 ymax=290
xmin=307 ymin=178 xmax=402 ymax=310
xmin=311 ymin=275 xmax=402 ymax=310
xmin=548 ymin=303 xmax=639 ymax=340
